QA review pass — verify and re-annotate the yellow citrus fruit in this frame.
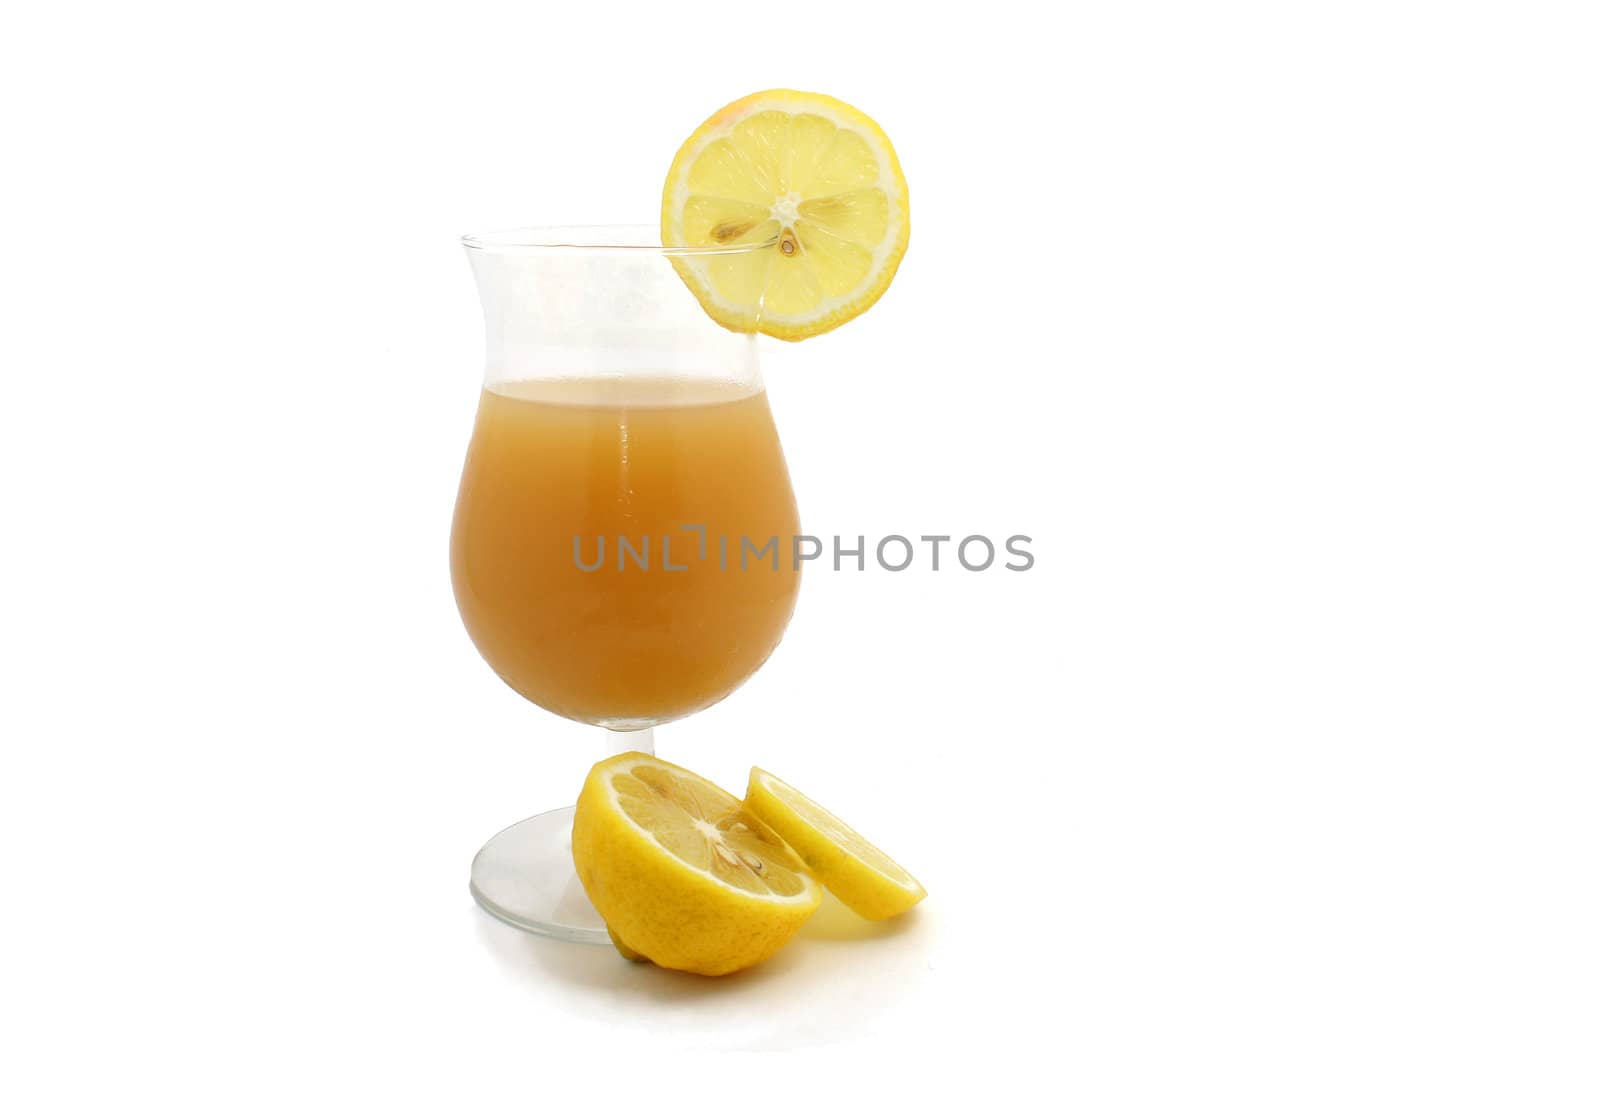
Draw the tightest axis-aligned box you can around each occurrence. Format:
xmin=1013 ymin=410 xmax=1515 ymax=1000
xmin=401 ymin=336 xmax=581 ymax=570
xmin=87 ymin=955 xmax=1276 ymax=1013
xmin=571 ymin=753 xmax=821 ymax=975
xmin=661 ymin=88 xmax=910 ymax=340
xmin=605 ymin=925 xmax=648 ymax=963
xmin=744 ymin=767 xmax=927 ymax=921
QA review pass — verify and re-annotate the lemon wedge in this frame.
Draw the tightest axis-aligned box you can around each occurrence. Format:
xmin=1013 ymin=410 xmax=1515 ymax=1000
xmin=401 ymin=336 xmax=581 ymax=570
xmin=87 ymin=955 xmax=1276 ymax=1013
xmin=744 ymin=767 xmax=927 ymax=921
xmin=571 ymin=753 xmax=821 ymax=975
xmin=661 ymin=88 xmax=910 ymax=340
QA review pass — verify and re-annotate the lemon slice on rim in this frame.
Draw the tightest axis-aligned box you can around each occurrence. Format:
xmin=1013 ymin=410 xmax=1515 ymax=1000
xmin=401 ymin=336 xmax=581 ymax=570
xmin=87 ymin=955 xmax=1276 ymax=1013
xmin=744 ymin=767 xmax=927 ymax=921
xmin=571 ymin=753 xmax=821 ymax=975
xmin=661 ymin=88 xmax=910 ymax=341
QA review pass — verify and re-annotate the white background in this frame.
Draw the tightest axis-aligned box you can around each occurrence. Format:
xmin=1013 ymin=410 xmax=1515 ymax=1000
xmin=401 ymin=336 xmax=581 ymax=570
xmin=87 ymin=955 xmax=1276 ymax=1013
xmin=3 ymin=1 xmax=1597 ymax=1091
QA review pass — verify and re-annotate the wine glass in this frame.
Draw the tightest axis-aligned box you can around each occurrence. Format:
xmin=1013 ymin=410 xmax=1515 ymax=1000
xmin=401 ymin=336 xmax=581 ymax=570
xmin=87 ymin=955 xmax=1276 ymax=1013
xmin=452 ymin=226 xmax=797 ymax=941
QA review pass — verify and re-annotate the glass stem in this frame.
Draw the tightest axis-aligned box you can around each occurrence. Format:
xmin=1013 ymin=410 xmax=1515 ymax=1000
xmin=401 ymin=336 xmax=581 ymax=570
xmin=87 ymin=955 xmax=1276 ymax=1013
xmin=605 ymin=727 xmax=656 ymax=758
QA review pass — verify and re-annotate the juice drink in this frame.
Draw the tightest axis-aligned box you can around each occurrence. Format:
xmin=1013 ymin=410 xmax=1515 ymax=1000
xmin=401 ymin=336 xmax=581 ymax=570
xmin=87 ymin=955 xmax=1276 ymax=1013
xmin=451 ymin=377 xmax=801 ymax=727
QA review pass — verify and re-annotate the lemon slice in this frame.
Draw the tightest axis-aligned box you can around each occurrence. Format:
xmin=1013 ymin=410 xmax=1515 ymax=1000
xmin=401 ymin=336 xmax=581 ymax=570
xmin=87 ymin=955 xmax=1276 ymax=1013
xmin=661 ymin=89 xmax=910 ymax=340
xmin=571 ymin=752 xmax=821 ymax=975
xmin=744 ymin=767 xmax=927 ymax=920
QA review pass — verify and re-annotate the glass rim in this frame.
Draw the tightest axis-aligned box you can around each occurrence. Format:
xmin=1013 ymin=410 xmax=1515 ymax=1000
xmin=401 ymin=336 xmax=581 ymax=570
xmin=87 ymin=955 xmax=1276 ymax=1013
xmin=461 ymin=224 xmax=778 ymax=257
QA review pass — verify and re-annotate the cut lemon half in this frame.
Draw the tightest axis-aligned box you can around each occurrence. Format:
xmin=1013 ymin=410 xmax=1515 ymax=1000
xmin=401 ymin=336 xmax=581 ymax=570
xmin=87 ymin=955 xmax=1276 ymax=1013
xmin=744 ymin=767 xmax=927 ymax=921
xmin=661 ymin=89 xmax=910 ymax=341
xmin=571 ymin=753 xmax=821 ymax=975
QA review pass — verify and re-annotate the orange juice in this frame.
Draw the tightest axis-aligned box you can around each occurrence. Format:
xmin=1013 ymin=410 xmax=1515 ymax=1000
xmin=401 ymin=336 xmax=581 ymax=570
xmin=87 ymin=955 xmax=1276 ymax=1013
xmin=450 ymin=377 xmax=801 ymax=727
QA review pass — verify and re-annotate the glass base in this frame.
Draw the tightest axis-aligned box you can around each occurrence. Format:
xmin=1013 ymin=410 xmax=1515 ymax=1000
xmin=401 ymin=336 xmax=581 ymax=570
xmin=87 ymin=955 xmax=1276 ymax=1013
xmin=468 ymin=805 xmax=607 ymax=944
